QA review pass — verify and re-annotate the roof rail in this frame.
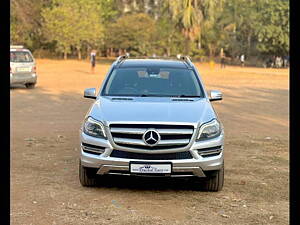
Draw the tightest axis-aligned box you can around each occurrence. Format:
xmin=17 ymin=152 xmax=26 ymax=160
xmin=116 ymin=54 xmax=129 ymax=65
xmin=10 ymin=45 xmax=24 ymax=49
xmin=179 ymin=55 xmax=193 ymax=68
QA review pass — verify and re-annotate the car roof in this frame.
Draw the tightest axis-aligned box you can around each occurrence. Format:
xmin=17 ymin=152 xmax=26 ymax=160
xmin=117 ymin=59 xmax=190 ymax=69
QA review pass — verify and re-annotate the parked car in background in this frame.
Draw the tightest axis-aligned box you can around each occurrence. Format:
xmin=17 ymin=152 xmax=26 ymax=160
xmin=10 ymin=45 xmax=37 ymax=88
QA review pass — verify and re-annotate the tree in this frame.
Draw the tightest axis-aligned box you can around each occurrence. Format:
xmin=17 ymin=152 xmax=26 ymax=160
xmin=200 ymin=0 xmax=224 ymax=57
xmin=10 ymin=0 xmax=290 ymax=62
xmin=72 ymin=0 xmax=104 ymax=59
xmin=255 ymin=0 xmax=289 ymax=56
xmin=152 ymin=16 xmax=185 ymax=56
xmin=105 ymin=13 xmax=156 ymax=56
xmin=42 ymin=0 xmax=103 ymax=59
xmin=10 ymin=0 xmax=48 ymax=50
xmin=99 ymin=0 xmax=118 ymax=24
xmin=166 ymin=0 xmax=203 ymax=55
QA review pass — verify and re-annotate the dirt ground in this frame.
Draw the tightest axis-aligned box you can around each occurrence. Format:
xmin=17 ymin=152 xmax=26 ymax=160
xmin=10 ymin=59 xmax=289 ymax=225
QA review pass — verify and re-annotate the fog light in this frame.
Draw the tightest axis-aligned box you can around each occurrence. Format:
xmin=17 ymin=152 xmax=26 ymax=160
xmin=81 ymin=143 xmax=105 ymax=155
xmin=197 ymin=146 xmax=222 ymax=157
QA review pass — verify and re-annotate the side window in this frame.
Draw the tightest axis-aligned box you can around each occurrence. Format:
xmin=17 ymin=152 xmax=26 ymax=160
xmin=10 ymin=52 xmax=16 ymax=62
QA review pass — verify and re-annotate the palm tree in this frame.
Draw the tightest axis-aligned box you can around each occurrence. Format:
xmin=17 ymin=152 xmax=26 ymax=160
xmin=166 ymin=0 xmax=203 ymax=55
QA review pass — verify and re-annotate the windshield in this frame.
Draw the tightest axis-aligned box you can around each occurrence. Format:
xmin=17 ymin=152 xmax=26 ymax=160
xmin=102 ymin=67 xmax=203 ymax=97
xmin=10 ymin=51 xmax=33 ymax=63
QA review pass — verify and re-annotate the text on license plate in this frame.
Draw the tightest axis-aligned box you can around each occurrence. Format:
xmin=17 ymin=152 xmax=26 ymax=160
xmin=130 ymin=163 xmax=171 ymax=174
xmin=17 ymin=67 xmax=31 ymax=72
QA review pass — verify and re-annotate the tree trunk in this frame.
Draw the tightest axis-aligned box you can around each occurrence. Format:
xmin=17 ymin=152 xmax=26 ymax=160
xmin=208 ymin=44 xmax=213 ymax=58
xmin=247 ymin=33 xmax=251 ymax=56
xmin=144 ymin=0 xmax=150 ymax=14
xmin=167 ymin=47 xmax=171 ymax=57
xmin=184 ymin=37 xmax=191 ymax=56
xmin=154 ymin=0 xmax=159 ymax=20
xmin=198 ymin=30 xmax=201 ymax=49
xmin=132 ymin=0 xmax=138 ymax=11
xmin=123 ymin=0 xmax=130 ymax=13
xmin=77 ymin=48 xmax=82 ymax=60
xmin=64 ymin=49 xmax=67 ymax=60
xmin=167 ymin=36 xmax=171 ymax=56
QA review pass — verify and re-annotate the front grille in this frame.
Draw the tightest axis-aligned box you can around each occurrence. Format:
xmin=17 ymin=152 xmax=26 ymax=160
xmin=110 ymin=150 xmax=193 ymax=160
xmin=109 ymin=124 xmax=194 ymax=150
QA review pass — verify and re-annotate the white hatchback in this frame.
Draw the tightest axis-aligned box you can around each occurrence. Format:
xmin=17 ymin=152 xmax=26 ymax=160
xmin=10 ymin=45 xmax=37 ymax=88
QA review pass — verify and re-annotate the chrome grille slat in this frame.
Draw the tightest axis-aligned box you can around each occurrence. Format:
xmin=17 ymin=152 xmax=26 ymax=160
xmin=156 ymin=139 xmax=190 ymax=146
xmin=111 ymin=127 xmax=146 ymax=134
xmin=114 ymin=137 xmax=145 ymax=146
xmin=156 ymin=129 xmax=193 ymax=135
xmin=110 ymin=128 xmax=193 ymax=135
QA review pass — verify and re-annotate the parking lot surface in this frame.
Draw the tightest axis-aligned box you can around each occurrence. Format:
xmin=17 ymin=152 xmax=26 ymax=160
xmin=11 ymin=59 xmax=289 ymax=225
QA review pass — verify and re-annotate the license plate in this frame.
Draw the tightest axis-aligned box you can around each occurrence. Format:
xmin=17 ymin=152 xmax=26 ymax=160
xmin=17 ymin=67 xmax=31 ymax=72
xmin=130 ymin=162 xmax=171 ymax=174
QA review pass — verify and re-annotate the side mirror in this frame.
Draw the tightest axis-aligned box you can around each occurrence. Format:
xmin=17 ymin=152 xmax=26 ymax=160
xmin=84 ymin=88 xmax=97 ymax=99
xmin=209 ymin=90 xmax=222 ymax=101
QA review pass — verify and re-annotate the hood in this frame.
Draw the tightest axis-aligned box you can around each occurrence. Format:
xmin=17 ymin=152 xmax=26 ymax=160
xmin=88 ymin=96 xmax=216 ymax=127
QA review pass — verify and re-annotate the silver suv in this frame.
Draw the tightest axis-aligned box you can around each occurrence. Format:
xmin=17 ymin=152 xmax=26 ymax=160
xmin=79 ymin=56 xmax=224 ymax=191
xmin=10 ymin=45 xmax=37 ymax=88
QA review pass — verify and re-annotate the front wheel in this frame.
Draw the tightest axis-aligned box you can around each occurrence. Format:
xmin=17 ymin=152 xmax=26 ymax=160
xmin=79 ymin=161 xmax=98 ymax=187
xmin=25 ymin=83 xmax=36 ymax=89
xmin=202 ymin=164 xmax=224 ymax=192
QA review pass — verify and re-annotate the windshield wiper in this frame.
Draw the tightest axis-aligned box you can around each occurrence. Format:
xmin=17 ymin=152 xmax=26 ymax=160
xmin=139 ymin=94 xmax=170 ymax=97
xmin=138 ymin=94 xmax=201 ymax=98
xmin=171 ymin=95 xmax=201 ymax=98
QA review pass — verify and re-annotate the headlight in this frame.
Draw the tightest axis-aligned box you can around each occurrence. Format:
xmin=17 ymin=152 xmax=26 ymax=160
xmin=197 ymin=119 xmax=221 ymax=140
xmin=83 ymin=117 xmax=106 ymax=138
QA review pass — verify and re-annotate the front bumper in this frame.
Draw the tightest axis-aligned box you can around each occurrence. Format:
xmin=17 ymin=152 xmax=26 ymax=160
xmin=10 ymin=73 xmax=37 ymax=85
xmin=79 ymin=131 xmax=224 ymax=178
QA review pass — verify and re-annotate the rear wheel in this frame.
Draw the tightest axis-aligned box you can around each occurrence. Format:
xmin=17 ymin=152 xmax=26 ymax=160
xmin=202 ymin=164 xmax=224 ymax=192
xmin=79 ymin=161 xmax=98 ymax=187
xmin=25 ymin=83 xmax=35 ymax=89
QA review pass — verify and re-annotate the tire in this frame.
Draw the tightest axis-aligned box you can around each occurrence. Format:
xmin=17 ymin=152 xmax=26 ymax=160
xmin=79 ymin=161 xmax=98 ymax=187
xmin=202 ymin=164 xmax=224 ymax=192
xmin=25 ymin=83 xmax=35 ymax=89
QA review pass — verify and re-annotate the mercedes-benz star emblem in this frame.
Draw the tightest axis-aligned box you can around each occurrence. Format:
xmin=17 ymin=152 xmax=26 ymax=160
xmin=142 ymin=129 xmax=161 ymax=146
